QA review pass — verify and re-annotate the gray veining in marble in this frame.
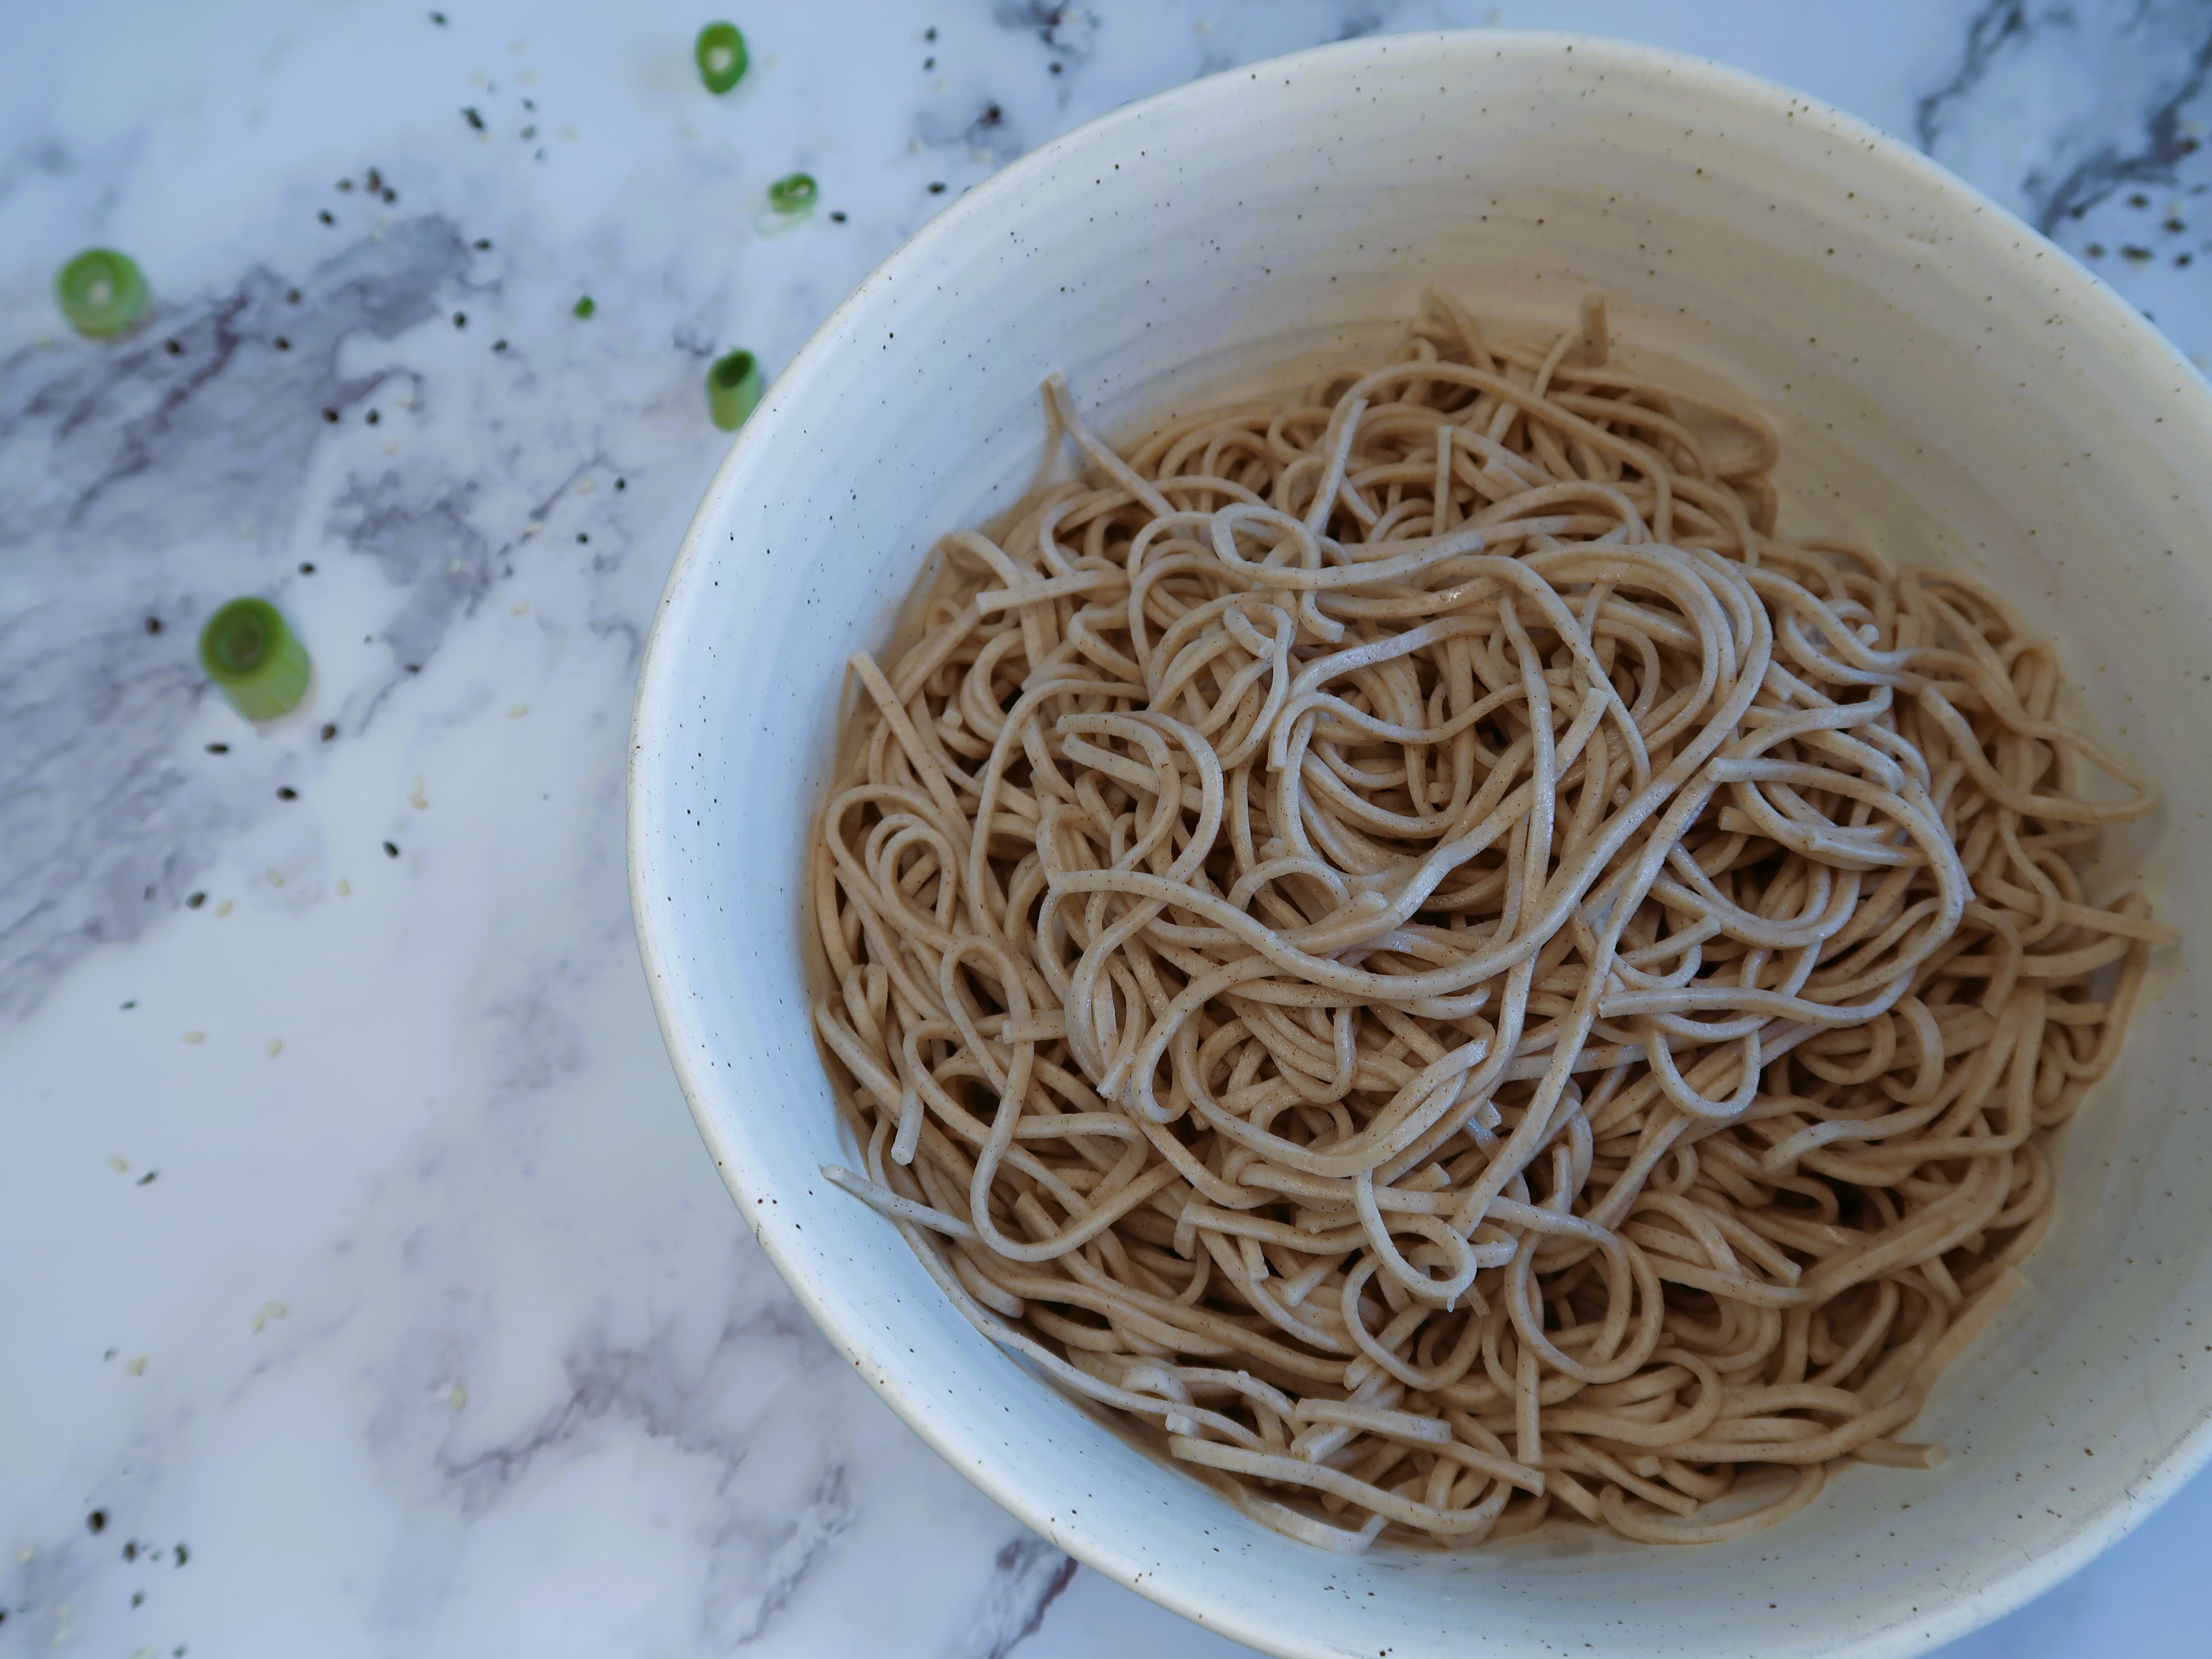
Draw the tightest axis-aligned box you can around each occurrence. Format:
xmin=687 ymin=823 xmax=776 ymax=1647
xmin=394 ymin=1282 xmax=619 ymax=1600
xmin=0 ymin=221 xmax=476 ymax=1015
xmin=1919 ymin=0 xmax=2212 ymax=234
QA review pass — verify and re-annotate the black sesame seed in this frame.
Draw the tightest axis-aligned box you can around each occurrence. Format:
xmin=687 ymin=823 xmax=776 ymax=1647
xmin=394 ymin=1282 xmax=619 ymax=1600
xmin=286 ymin=288 xmax=301 ymax=304
xmin=404 ymin=664 xmax=421 ymax=674
xmin=1050 ymin=61 xmax=1062 ymax=74
xmin=453 ymin=311 xmax=466 ymax=327
xmin=474 ymin=237 xmax=492 ymax=250
xmin=88 ymin=1511 xmax=107 ymax=1534
xmin=382 ymin=188 xmax=396 ymax=203
xmin=615 ymin=478 xmax=626 ymax=490
xmin=2166 ymin=217 xmax=2187 ymax=233
xmin=338 ymin=179 xmax=354 ymax=191
xmin=492 ymin=339 xmax=508 ymax=352
xmin=928 ymin=181 xmax=946 ymax=194
xmin=924 ymin=25 xmax=936 ymax=39
xmin=2123 ymin=245 xmax=2153 ymax=262
xmin=164 ymin=338 xmax=182 ymax=355
xmin=2086 ymin=243 xmax=2105 ymax=257
xmin=174 ymin=1544 xmax=188 ymax=1567
xmin=365 ymin=168 xmax=381 ymax=192
xmin=132 ymin=1593 xmax=144 ymax=1608
xmin=577 ymin=532 xmax=588 ymax=543
xmin=145 ymin=616 xmax=163 ymax=634
xmin=277 ymin=787 xmax=297 ymax=800
xmin=383 ymin=841 xmax=400 ymax=857
xmin=187 ymin=893 xmax=205 ymax=908
xmin=124 ymin=1541 xmax=138 ymax=1560
xmin=274 ymin=336 xmax=291 ymax=349
xmin=322 ymin=408 xmax=340 ymax=422
xmin=206 ymin=742 xmax=229 ymax=754
xmin=520 ymin=125 xmax=537 ymax=140
xmin=2130 ymin=193 xmax=2150 ymax=208
xmin=430 ymin=10 xmax=446 ymax=22
xmin=318 ymin=209 xmax=334 ymax=224
xmin=830 ymin=210 xmax=847 ymax=223
xmin=298 ymin=561 xmax=316 ymax=574
xmin=2181 ymin=252 xmax=2196 ymax=267
xmin=366 ymin=409 xmax=380 ymax=424
xmin=136 ymin=1171 xmax=156 ymax=1186
xmin=463 ymin=107 xmax=484 ymax=131
xmin=321 ymin=723 xmax=337 ymax=741
xmin=924 ymin=56 xmax=935 ymax=69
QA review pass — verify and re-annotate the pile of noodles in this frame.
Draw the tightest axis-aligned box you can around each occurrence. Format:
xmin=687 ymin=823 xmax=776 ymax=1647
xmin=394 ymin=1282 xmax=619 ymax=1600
xmin=807 ymin=292 xmax=2167 ymax=1549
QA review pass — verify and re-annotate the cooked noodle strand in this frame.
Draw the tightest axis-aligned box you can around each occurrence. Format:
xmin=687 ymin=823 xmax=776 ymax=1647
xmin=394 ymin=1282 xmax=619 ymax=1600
xmin=809 ymin=293 xmax=2165 ymax=1548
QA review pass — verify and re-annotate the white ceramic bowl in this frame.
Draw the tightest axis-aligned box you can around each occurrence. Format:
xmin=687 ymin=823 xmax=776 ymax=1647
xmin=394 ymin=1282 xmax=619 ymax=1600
xmin=631 ymin=31 xmax=2212 ymax=1659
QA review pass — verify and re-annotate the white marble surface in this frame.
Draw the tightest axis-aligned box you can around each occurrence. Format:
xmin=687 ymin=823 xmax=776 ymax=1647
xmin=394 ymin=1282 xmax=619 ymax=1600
xmin=1 ymin=3 xmax=2208 ymax=1656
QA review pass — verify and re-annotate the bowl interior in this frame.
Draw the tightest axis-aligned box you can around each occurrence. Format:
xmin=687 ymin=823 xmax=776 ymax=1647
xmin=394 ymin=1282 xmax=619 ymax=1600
xmin=631 ymin=31 xmax=2212 ymax=1659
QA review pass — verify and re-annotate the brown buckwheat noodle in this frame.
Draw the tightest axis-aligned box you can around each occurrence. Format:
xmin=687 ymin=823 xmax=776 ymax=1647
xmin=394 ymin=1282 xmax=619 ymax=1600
xmin=807 ymin=291 xmax=2169 ymax=1550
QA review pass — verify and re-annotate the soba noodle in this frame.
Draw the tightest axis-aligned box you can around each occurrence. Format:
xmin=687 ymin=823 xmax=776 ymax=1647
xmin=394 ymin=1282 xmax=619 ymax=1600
xmin=807 ymin=292 xmax=2167 ymax=1548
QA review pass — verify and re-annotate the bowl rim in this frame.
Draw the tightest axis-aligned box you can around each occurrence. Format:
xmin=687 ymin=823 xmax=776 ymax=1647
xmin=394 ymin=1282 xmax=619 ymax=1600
xmin=631 ymin=26 xmax=2212 ymax=1658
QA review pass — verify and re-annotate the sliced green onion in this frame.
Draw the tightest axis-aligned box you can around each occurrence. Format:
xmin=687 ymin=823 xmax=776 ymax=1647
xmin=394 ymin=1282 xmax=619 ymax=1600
xmin=55 ymin=249 xmax=148 ymax=338
xmin=573 ymin=295 xmax=596 ymax=319
xmin=767 ymin=172 xmax=817 ymax=214
xmin=200 ymin=599 xmax=311 ymax=721
xmin=695 ymin=22 xmax=748 ymax=95
xmin=708 ymin=349 xmax=762 ymax=432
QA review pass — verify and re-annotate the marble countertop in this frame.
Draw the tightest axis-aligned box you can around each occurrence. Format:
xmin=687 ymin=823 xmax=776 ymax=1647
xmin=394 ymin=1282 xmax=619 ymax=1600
xmin=3 ymin=2 xmax=2208 ymax=1656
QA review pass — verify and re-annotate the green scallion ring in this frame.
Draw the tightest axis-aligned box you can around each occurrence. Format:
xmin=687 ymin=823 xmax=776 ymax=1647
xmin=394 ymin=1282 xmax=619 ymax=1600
xmin=55 ymin=249 xmax=149 ymax=338
xmin=573 ymin=295 xmax=596 ymax=319
xmin=199 ymin=598 xmax=312 ymax=722
xmin=708 ymin=349 xmax=763 ymax=432
xmin=695 ymin=22 xmax=748 ymax=95
xmin=767 ymin=172 xmax=817 ymax=214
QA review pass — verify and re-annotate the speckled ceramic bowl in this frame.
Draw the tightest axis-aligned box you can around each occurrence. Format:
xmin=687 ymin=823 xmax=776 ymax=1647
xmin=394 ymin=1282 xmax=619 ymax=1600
xmin=631 ymin=31 xmax=2212 ymax=1658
